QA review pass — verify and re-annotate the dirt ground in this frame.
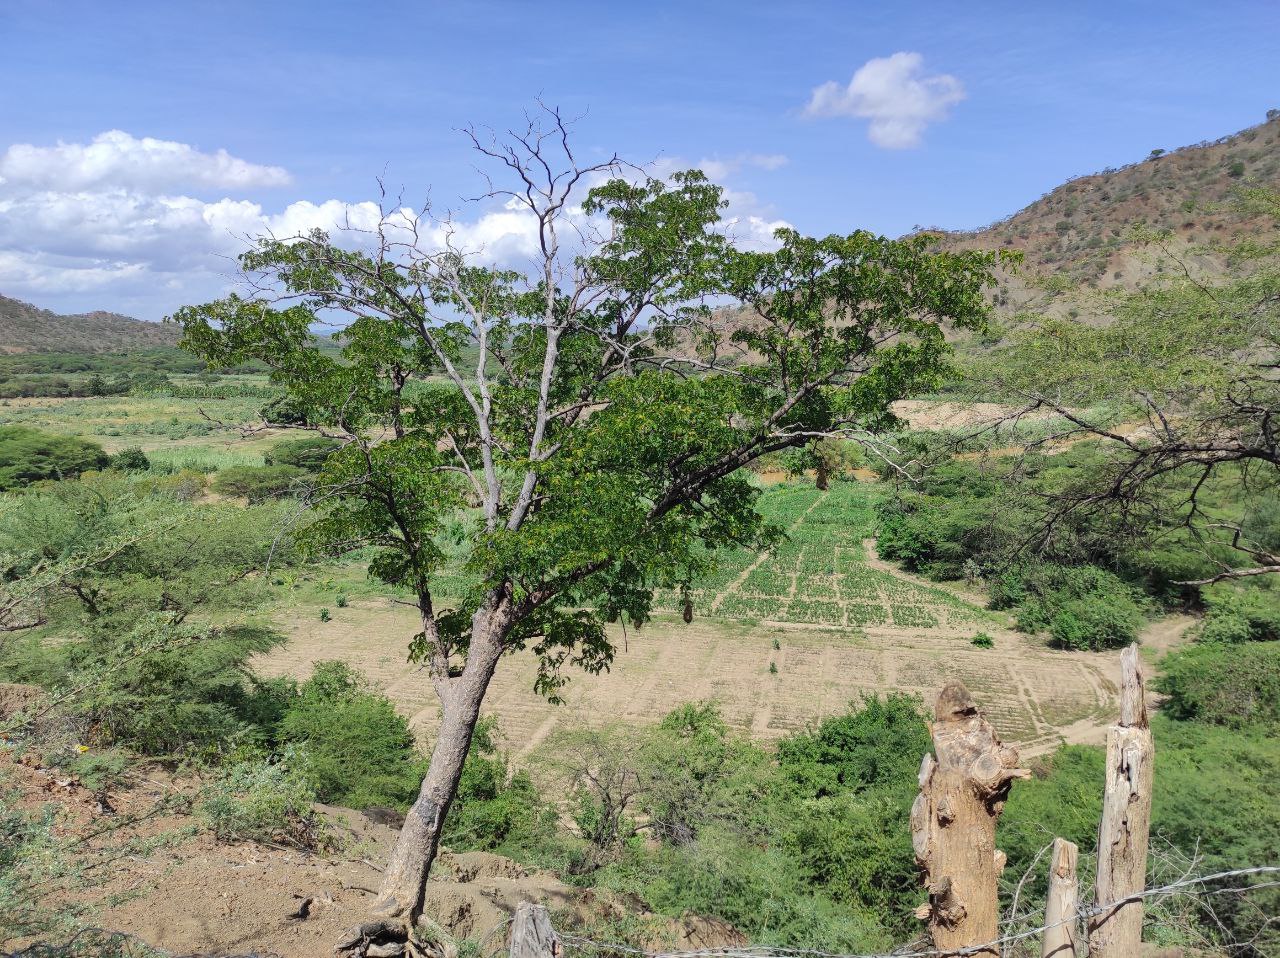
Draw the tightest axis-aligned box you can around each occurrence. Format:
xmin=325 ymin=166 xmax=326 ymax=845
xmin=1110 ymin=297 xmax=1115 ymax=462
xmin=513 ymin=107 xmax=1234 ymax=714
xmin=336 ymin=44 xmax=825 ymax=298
xmin=1 ymin=747 xmax=741 ymax=958
xmin=256 ymin=589 xmax=1190 ymax=761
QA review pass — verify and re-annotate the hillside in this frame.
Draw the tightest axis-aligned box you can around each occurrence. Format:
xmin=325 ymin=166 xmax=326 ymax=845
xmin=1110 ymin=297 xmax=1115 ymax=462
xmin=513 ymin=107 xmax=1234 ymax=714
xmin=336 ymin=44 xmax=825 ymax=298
xmin=0 ymin=294 xmax=180 ymax=354
xmin=939 ymin=111 xmax=1280 ymax=317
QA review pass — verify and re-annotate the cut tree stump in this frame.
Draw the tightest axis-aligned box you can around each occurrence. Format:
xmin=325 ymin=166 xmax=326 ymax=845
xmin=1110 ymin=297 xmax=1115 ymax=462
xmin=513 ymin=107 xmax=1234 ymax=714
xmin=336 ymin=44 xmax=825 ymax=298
xmin=1042 ymin=838 xmax=1079 ymax=958
xmin=1088 ymin=644 xmax=1154 ymax=958
xmin=510 ymin=902 xmax=560 ymax=958
xmin=911 ymin=680 xmax=1029 ymax=958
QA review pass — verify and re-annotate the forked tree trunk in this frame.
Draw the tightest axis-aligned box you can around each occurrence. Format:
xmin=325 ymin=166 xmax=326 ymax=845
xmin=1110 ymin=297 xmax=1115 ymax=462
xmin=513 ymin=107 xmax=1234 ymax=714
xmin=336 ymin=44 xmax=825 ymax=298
xmin=1088 ymin=644 xmax=1154 ymax=958
xmin=1042 ymin=838 xmax=1079 ymax=958
xmin=911 ymin=681 xmax=1028 ymax=958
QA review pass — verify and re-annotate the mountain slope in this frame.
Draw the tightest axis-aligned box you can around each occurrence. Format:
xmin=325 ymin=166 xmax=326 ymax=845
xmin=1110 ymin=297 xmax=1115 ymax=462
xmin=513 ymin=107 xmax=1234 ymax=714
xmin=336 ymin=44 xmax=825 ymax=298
xmin=938 ymin=112 xmax=1280 ymax=317
xmin=0 ymin=295 xmax=181 ymax=354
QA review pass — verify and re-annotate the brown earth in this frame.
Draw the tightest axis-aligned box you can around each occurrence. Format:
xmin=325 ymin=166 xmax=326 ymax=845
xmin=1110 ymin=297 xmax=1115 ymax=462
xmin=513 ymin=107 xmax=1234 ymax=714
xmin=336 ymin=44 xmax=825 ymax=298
xmin=2 ymin=747 xmax=740 ymax=957
xmin=255 ymin=589 xmax=1187 ymax=761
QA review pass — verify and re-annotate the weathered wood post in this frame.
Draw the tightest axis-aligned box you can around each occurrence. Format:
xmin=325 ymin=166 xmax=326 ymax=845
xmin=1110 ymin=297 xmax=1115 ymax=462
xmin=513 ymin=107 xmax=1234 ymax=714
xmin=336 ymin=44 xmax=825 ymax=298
xmin=510 ymin=902 xmax=560 ymax=958
xmin=1041 ymin=838 xmax=1079 ymax=958
xmin=911 ymin=681 xmax=1028 ymax=957
xmin=1088 ymin=644 xmax=1154 ymax=958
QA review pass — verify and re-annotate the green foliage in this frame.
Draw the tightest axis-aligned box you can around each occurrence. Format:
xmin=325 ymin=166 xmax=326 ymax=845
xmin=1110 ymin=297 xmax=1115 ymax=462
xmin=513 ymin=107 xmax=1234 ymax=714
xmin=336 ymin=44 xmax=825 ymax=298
xmin=109 ymin=446 xmax=151 ymax=472
xmin=210 ymin=464 xmax=307 ymax=502
xmin=1197 ymin=584 xmax=1280 ymax=643
xmin=971 ymin=631 xmax=994 ymax=648
xmin=776 ymin=693 xmax=928 ymax=799
xmin=443 ymin=717 xmax=556 ymax=856
xmin=1157 ymin=641 xmax=1280 ymax=726
xmin=0 ymin=426 xmax=110 ymax=490
xmin=543 ymin=698 xmax=925 ymax=949
xmin=264 ymin=435 xmax=342 ymax=471
xmin=197 ymin=753 xmax=325 ymax=848
xmin=275 ymin=661 xmax=426 ymax=808
xmin=319 ymin=607 xmax=331 ymax=622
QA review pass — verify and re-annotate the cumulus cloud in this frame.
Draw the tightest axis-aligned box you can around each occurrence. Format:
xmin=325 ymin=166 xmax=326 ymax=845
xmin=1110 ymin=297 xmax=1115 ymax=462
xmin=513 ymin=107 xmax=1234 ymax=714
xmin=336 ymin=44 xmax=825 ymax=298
xmin=804 ymin=52 xmax=964 ymax=148
xmin=0 ymin=130 xmax=292 ymax=192
xmin=0 ymin=131 xmax=795 ymax=317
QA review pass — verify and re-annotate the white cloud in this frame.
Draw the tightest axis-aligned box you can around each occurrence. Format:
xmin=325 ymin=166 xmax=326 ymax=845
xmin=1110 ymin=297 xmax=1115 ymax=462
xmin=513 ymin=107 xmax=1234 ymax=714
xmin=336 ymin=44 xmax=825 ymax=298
xmin=0 ymin=131 xmax=796 ymax=318
xmin=804 ymin=52 xmax=965 ymax=149
xmin=0 ymin=130 xmax=291 ymax=192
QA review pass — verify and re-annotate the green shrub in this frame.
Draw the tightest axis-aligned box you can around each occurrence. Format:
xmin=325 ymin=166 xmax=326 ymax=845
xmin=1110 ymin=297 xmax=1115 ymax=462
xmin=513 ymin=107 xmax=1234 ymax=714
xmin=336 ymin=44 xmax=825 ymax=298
xmin=1198 ymin=586 xmax=1280 ymax=643
xmin=1157 ymin=642 xmax=1280 ymax=726
xmin=109 ymin=446 xmax=151 ymax=472
xmin=1003 ymin=564 xmax=1147 ymax=650
xmin=777 ymin=694 xmax=928 ymax=799
xmin=277 ymin=661 xmax=426 ymax=808
xmin=210 ymin=464 xmax=307 ymax=502
xmin=319 ymin=607 xmax=331 ymax=622
xmin=197 ymin=754 xmax=325 ymax=848
xmin=0 ymin=427 xmax=110 ymax=490
xmin=264 ymin=435 xmax=342 ymax=471
xmin=444 ymin=718 xmax=556 ymax=855
xmin=971 ymin=632 xmax=994 ymax=649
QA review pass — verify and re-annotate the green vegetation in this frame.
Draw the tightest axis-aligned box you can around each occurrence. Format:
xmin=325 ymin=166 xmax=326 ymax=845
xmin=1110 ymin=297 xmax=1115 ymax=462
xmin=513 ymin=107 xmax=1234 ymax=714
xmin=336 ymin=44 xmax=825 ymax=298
xmin=0 ymin=426 xmax=110 ymax=490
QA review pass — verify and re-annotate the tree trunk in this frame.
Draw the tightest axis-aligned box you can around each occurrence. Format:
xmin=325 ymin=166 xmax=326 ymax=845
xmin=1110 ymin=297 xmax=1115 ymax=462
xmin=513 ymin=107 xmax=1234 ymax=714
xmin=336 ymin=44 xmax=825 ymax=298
xmin=373 ymin=624 xmax=506 ymax=921
xmin=1088 ymin=644 xmax=1154 ymax=958
xmin=814 ymin=457 xmax=830 ymax=490
xmin=1042 ymin=838 xmax=1079 ymax=958
xmin=911 ymin=681 xmax=1028 ymax=958
xmin=509 ymin=902 xmax=560 ymax=958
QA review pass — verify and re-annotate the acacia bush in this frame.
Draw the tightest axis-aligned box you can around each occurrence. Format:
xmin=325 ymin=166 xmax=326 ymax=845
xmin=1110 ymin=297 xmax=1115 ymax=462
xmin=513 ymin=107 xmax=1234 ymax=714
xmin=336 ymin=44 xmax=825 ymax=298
xmin=0 ymin=426 xmax=110 ymax=490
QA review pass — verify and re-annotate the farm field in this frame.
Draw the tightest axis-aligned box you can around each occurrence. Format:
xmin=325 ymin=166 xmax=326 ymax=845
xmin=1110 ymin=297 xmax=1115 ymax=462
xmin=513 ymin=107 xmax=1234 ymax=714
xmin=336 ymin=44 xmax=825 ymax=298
xmin=257 ymin=479 xmax=1130 ymax=759
xmin=1 ymin=388 xmax=1138 ymax=756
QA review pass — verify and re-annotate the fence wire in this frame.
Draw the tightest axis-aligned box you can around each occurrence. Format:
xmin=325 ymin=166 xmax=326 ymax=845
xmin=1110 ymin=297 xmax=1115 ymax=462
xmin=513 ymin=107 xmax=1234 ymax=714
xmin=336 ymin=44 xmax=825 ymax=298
xmin=556 ymin=866 xmax=1280 ymax=958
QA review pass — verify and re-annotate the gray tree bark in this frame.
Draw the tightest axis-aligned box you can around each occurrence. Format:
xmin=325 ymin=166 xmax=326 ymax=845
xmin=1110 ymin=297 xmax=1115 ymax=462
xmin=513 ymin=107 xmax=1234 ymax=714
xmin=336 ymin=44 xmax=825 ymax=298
xmin=1042 ymin=838 xmax=1079 ymax=958
xmin=1088 ymin=644 xmax=1154 ymax=958
xmin=509 ymin=902 xmax=561 ymax=958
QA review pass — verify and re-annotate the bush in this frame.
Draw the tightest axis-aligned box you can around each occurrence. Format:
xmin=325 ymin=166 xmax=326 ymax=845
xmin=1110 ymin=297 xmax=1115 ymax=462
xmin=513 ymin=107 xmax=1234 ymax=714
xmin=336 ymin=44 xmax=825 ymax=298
xmin=1002 ymin=564 xmax=1147 ymax=650
xmin=277 ymin=661 xmax=426 ymax=808
xmin=0 ymin=427 xmax=110 ymax=490
xmin=971 ymin=632 xmax=994 ymax=649
xmin=444 ymin=717 xmax=556 ymax=855
xmin=1197 ymin=586 xmax=1280 ymax=643
xmin=210 ymin=464 xmax=307 ymax=502
xmin=1157 ymin=642 xmax=1280 ymax=726
xmin=777 ymin=693 xmax=928 ymax=799
xmin=109 ymin=447 xmax=151 ymax=472
xmin=265 ymin=435 xmax=342 ymax=471
xmin=197 ymin=754 xmax=325 ymax=848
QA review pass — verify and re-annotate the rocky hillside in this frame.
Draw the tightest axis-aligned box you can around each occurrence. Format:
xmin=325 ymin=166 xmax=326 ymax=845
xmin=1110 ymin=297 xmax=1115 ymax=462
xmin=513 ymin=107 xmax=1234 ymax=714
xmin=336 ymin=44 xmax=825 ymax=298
xmin=939 ymin=112 xmax=1280 ymax=318
xmin=0 ymin=294 xmax=180 ymax=354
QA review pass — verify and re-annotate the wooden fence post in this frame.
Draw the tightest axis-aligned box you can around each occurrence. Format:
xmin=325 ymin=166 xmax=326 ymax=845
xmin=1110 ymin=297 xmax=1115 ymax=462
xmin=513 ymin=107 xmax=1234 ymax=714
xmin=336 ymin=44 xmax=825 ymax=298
xmin=510 ymin=902 xmax=560 ymax=958
xmin=1041 ymin=838 xmax=1079 ymax=958
xmin=1088 ymin=644 xmax=1154 ymax=958
xmin=911 ymin=681 xmax=1028 ymax=958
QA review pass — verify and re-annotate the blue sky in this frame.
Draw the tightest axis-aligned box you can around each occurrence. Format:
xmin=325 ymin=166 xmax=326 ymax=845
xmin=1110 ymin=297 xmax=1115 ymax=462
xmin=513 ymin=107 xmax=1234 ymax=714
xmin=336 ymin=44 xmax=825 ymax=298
xmin=1 ymin=0 xmax=1277 ymax=319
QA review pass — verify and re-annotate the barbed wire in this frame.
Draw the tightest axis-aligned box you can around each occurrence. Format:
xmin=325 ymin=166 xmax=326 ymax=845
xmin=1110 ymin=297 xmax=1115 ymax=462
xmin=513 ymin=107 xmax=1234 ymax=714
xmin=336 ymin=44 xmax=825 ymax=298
xmin=556 ymin=866 xmax=1280 ymax=958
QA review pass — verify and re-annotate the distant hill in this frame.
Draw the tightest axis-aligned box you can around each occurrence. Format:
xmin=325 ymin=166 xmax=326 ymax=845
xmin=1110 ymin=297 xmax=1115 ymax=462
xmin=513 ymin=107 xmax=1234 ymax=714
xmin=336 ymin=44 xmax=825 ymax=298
xmin=937 ymin=112 xmax=1280 ymax=318
xmin=0 ymin=295 xmax=181 ymax=354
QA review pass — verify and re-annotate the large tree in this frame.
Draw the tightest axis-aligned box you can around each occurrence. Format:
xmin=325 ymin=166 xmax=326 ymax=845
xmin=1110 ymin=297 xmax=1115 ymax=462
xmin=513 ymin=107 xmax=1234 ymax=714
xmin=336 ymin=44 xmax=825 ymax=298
xmin=173 ymin=111 xmax=1000 ymax=952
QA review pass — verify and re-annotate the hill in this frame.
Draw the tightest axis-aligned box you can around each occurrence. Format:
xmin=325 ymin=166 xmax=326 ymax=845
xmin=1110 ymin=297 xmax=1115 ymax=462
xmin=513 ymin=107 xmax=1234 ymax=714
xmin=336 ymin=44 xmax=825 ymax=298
xmin=938 ymin=111 xmax=1280 ymax=317
xmin=0 ymin=294 xmax=180 ymax=354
